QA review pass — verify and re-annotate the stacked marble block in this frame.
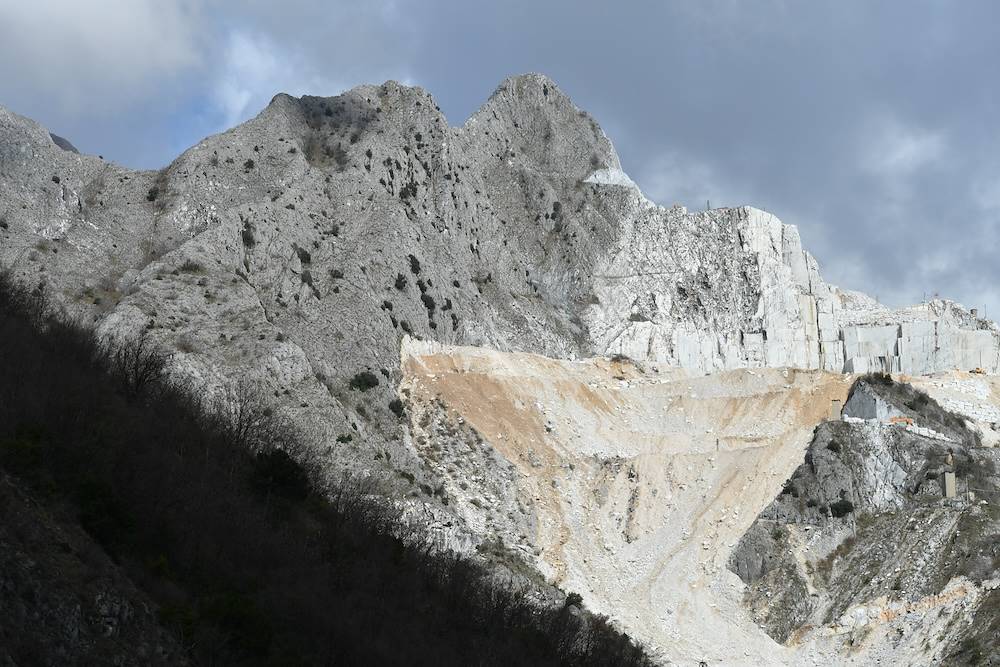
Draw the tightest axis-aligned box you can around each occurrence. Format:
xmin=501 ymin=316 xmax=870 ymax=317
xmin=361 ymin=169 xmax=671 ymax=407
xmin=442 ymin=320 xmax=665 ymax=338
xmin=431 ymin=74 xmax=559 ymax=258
xmin=841 ymin=321 xmax=1000 ymax=375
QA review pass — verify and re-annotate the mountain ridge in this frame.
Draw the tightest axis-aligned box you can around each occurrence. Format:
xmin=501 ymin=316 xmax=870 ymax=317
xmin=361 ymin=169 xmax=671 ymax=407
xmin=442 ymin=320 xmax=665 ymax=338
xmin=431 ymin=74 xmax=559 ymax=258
xmin=2 ymin=70 xmax=995 ymax=491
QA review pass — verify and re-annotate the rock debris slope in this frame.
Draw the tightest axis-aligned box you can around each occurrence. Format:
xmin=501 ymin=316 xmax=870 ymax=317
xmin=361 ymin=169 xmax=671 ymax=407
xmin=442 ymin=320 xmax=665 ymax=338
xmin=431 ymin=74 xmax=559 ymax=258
xmin=400 ymin=340 xmax=999 ymax=665
xmin=1 ymin=73 xmax=998 ymax=664
xmin=401 ymin=340 xmax=854 ymax=663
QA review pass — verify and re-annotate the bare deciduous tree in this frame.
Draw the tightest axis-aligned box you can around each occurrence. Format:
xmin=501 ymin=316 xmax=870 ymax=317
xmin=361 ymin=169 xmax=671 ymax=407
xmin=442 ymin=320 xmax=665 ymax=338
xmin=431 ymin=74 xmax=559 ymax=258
xmin=104 ymin=330 xmax=164 ymax=397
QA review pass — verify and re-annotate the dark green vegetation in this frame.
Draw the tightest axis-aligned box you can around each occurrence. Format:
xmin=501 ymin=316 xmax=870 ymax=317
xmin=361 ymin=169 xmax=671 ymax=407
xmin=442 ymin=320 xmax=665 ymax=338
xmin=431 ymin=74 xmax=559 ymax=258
xmin=0 ymin=273 xmax=653 ymax=667
xmin=348 ymin=370 xmax=380 ymax=391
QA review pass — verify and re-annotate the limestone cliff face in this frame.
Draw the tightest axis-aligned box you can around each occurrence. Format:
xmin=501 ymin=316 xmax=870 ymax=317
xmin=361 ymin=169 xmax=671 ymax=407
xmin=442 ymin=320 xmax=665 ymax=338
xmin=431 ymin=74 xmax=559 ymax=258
xmin=587 ymin=202 xmax=1000 ymax=375
xmin=2 ymin=76 xmax=994 ymax=406
xmin=1 ymin=71 xmax=996 ymax=505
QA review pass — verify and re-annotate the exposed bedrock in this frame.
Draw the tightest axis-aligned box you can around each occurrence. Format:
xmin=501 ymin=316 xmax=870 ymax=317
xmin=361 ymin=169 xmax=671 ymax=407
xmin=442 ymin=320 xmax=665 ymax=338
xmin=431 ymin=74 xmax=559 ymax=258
xmin=730 ymin=377 xmax=1000 ymax=664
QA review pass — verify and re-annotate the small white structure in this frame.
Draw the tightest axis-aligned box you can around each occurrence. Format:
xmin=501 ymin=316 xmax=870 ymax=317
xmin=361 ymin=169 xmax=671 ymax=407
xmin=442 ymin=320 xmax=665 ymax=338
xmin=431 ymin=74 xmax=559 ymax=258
xmin=943 ymin=471 xmax=957 ymax=499
xmin=842 ymin=383 xmax=904 ymax=421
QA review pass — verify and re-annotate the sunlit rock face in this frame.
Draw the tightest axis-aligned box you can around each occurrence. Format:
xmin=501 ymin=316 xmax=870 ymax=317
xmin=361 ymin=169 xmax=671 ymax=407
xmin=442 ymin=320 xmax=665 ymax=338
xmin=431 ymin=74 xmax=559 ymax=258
xmin=584 ymin=201 xmax=1000 ymax=376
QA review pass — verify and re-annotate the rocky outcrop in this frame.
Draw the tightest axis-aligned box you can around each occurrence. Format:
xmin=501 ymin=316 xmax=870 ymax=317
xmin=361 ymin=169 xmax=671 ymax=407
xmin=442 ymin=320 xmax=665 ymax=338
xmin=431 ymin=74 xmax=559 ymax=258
xmin=1 ymin=76 xmax=995 ymax=419
xmin=729 ymin=377 xmax=1000 ymax=664
xmin=587 ymin=203 xmax=1000 ymax=375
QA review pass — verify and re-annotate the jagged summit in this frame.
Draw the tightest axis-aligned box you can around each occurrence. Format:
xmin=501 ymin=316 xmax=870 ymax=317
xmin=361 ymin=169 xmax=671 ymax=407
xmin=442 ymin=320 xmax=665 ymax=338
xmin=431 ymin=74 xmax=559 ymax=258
xmin=466 ymin=73 xmax=623 ymax=177
xmin=1 ymin=73 xmax=996 ymax=381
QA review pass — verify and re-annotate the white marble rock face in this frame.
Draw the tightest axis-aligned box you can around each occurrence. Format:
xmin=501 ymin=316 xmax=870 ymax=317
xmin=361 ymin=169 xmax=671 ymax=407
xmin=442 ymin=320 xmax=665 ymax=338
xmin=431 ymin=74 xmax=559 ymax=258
xmin=586 ymin=201 xmax=1000 ymax=376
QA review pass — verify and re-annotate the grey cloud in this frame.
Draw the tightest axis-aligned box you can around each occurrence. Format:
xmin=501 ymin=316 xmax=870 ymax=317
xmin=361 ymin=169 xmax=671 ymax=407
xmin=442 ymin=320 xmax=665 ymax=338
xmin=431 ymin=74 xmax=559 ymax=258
xmin=0 ymin=0 xmax=206 ymax=110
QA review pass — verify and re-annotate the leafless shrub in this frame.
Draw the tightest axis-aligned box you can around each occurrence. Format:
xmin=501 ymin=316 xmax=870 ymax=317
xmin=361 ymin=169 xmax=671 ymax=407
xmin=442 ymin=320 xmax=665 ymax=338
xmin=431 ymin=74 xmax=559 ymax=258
xmin=104 ymin=330 xmax=165 ymax=397
xmin=209 ymin=378 xmax=296 ymax=454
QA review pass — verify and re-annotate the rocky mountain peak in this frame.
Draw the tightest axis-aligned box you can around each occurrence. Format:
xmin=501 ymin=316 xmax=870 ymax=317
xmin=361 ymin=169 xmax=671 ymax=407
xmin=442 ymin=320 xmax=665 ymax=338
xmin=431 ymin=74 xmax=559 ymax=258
xmin=464 ymin=73 xmax=621 ymax=179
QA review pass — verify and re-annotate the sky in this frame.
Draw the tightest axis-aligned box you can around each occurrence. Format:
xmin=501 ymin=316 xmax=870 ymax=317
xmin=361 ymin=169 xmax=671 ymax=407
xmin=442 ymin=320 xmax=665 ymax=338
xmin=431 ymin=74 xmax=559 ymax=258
xmin=2 ymin=0 xmax=999 ymax=316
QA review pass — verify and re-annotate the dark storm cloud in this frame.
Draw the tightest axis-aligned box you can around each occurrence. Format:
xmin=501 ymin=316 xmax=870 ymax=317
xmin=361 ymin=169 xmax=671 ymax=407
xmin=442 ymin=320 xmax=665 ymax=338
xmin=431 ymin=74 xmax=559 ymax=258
xmin=2 ymin=1 xmax=999 ymax=315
